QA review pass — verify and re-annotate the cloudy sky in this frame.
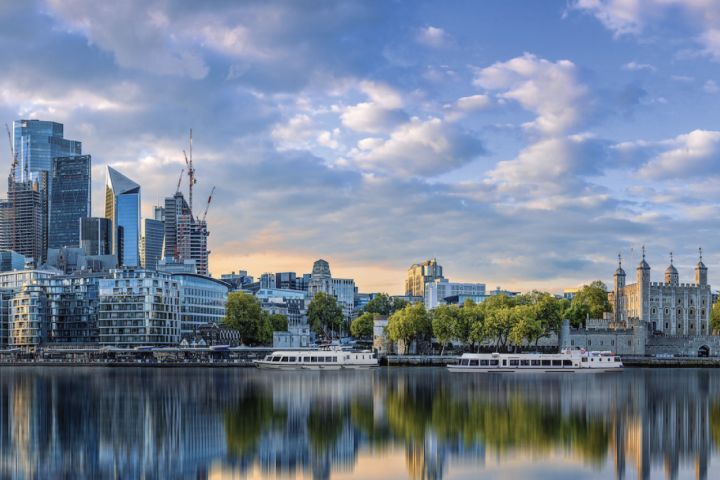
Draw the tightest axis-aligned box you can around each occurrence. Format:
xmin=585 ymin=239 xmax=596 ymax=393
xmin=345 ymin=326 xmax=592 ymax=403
xmin=2 ymin=0 xmax=720 ymax=294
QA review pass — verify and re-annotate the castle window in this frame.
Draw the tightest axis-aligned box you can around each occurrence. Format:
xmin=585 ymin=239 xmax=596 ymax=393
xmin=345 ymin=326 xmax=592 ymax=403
xmin=677 ymin=308 xmax=682 ymax=316
xmin=702 ymin=309 xmax=706 ymax=316
xmin=678 ymin=323 xmax=682 ymax=329
xmin=690 ymin=309 xmax=695 ymax=316
xmin=678 ymin=299 xmax=682 ymax=305
xmin=652 ymin=308 xmax=656 ymax=315
xmin=665 ymin=322 xmax=669 ymax=329
xmin=665 ymin=308 xmax=669 ymax=315
xmin=690 ymin=299 xmax=694 ymax=306
xmin=691 ymin=323 xmax=694 ymax=329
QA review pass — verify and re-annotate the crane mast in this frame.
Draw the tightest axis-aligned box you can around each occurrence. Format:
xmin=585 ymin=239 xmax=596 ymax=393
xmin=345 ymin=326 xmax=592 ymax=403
xmin=182 ymin=129 xmax=196 ymax=217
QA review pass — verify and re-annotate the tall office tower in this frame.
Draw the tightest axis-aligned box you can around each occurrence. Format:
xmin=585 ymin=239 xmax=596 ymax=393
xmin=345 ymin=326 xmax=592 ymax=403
xmin=141 ymin=218 xmax=164 ymax=271
xmin=48 ymin=155 xmax=91 ymax=249
xmin=405 ymin=258 xmax=444 ymax=297
xmin=13 ymin=120 xmax=81 ymax=181
xmin=163 ymin=191 xmax=209 ymax=275
xmin=104 ymin=166 xmax=141 ymax=267
xmin=4 ymin=175 xmax=47 ymax=265
xmin=80 ymin=217 xmax=112 ymax=255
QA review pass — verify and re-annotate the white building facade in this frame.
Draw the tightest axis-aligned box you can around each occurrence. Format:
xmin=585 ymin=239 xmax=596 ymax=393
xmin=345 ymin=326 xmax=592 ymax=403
xmin=424 ymin=279 xmax=486 ymax=310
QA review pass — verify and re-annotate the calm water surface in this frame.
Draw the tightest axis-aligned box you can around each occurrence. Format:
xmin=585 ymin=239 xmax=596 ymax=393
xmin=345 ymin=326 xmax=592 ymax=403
xmin=0 ymin=367 xmax=717 ymax=479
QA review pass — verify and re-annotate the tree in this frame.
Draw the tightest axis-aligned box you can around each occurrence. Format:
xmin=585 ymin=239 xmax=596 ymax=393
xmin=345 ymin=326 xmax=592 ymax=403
xmin=267 ymin=313 xmax=288 ymax=332
xmin=431 ymin=304 xmax=458 ymax=355
xmin=364 ymin=294 xmax=393 ymax=316
xmin=223 ymin=292 xmax=265 ymax=345
xmin=308 ymin=292 xmax=344 ymax=338
xmin=568 ymin=281 xmax=611 ymax=327
xmin=461 ymin=300 xmax=486 ymax=349
xmin=351 ymin=312 xmax=375 ymax=339
xmin=364 ymin=294 xmax=408 ymax=316
xmin=508 ymin=305 xmax=543 ymax=346
xmin=484 ymin=306 xmax=514 ymax=347
xmin=711 ymin=300 xmax=720 ymax=334
xmin=386 ymin=303 xmax=432 ymax=354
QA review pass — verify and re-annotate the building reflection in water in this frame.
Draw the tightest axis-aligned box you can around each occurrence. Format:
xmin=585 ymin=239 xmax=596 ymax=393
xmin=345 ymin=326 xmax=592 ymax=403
xmin=0 ymin=367 xmax=718 ymax=479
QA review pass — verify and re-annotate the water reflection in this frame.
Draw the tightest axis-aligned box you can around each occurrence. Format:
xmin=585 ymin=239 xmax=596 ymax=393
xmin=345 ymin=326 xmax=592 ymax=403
xmin=0 ymin=367 xmax=718 ymax=479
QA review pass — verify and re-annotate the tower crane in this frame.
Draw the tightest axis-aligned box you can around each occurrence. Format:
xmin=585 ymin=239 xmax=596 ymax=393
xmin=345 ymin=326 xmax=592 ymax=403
xmin=5 ymin=124 xmax=17 ymax=182
xmin=182 ymin=129 xmax=196 ymax=216
xmin=176 ymin=168 xmax=184 ymax=194
xmin=201 ymin=186 xmax=215 ymax=223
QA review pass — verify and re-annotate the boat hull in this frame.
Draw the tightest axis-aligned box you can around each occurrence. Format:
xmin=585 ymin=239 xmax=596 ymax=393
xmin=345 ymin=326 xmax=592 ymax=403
xmin=447 ymin=366 xmax=623 ymax=374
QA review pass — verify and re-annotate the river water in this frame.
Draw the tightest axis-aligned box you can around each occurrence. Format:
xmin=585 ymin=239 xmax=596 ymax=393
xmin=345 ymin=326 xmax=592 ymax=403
xmin=0 ymin=367 xmax=716 ymax=479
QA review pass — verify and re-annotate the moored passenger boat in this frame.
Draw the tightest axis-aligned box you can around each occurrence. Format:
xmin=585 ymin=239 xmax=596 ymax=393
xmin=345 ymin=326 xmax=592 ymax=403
xmin=254 ymin=348 xmax=378 ymax=370
xmin=447 ymin=349 xmax=623 ymax=373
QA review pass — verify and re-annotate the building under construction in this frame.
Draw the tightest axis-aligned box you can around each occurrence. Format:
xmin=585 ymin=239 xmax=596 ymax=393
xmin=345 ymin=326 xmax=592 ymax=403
xmin=163 ymin=191 xmax=209 ymax=276
xmin=0 ymin=175 xmax=48 ymax=265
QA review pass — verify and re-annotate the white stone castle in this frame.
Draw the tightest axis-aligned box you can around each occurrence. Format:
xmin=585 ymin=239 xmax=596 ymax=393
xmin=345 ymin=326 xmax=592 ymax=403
xmin=609 ymin=247 xmax=712 ymax=336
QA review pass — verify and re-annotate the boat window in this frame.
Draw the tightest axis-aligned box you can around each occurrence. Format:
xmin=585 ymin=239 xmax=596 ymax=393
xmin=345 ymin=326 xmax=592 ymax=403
xmin=469 ymin=359 xmax=479 ymax=366
xmin=490 ymin=360 xmax=499 ymax=366
xmin=581 ymin=357 xmax=588 ymax=363
xmin=563 ymin=360 xmax=572 ymax=366
xmin=615 ymin=357 xmax=620 ymax=362
xmin=330 ymin=357 xmax=336 ymax=363
xmin=480 ymin=359 xmax=489 ymax=366
xmin=272 ymin=356 xmax=281 ymax=362
xmin=319 ymin=357 xmax=326 ymax=363
xmin=303 ymin=357 xmax=310 ymax=362
xmin=310 ymin=356 xmax=317 ymax=362
xmin=288 ymin=357 xmax=296 ymax=362
xmin=509 ymin=360 xmax=519 ymax=366
xmin=552 ymin=360 xmax=562 ymax=366
xmin=541 ymin=360 xmax=551 ymax=366
xmin=264 ymin=356 xmax=271 ymax=361
xmin=502 ymin=360 xmax=507 ymax=366
xmin=460 ymin=359 xmax=469 ymax=366
xmin=280 ymin=357 xmax=288 ymax=362
xmin=531 ymin=360 xmax=540 ymax=366
xmin=520 ymin=360 xmax=529 ymax=366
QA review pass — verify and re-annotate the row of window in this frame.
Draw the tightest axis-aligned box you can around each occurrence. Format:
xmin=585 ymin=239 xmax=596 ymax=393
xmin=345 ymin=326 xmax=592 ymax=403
xmin=268 ymin=356 xmax=337 ymax=363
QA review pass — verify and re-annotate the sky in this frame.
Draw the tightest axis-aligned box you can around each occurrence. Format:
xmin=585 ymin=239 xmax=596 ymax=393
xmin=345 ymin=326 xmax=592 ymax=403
xmin=2 ymin=0 xmax=720 ymax=294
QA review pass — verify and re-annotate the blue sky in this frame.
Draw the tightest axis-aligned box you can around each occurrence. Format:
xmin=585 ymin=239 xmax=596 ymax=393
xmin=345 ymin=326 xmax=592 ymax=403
xmin=2 ymin=0 xmax=720 ymax=293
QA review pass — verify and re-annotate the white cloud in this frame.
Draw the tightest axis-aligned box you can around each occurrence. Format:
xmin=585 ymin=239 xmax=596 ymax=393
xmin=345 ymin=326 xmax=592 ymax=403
xmin=638 ymin=129 xmax=720 ymax=179
xmin=350 ymin=117 xmax=484 ymax=177
xmin=340 ymin=81 xmax=407 ymax=133
xmin=573 ymin=0 xmax=720 ymax=60
xmin=455 ymin=94 xmax=492 ymax=112
xmin=703 ymin=79 xmax=720 ymax=93
xmin=623 ymin=61 xmax=656 ymax=72
xmin=416 ymin=26 xmax=449 ymax=47
xmin=271 ymin=114 xmax=318 ymax=150
xmin=474 ymin=53 xmax=590 ymax=136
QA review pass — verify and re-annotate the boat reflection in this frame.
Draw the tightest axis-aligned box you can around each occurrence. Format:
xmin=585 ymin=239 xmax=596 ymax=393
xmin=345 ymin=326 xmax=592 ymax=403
xmin=0 ymin=368 xmax=717 ymax=479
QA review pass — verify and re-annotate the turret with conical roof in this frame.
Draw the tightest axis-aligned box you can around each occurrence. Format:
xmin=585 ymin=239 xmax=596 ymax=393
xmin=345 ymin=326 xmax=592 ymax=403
xmin=695 ymin=247 xmax=708 ymax=286
xmin=665 ymin=252 xmax=679 ymax=286
xmin=636 ymin=246 xmax=650 ymax=323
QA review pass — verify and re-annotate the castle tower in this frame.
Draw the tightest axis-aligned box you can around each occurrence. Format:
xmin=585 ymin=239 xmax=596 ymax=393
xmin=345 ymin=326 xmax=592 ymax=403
xmin=613 ymin=253 xmax=626 ymax=324
xmin=637 ymin=246 xmax=650 ymax=323
xmin=695 ymin=247 xmax=708 ymax=286
xmin=664 ymin=252 xmax=679 ymax=286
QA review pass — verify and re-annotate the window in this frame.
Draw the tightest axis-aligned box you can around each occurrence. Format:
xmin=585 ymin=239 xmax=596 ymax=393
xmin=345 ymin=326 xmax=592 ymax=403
xmin=509 ymin=360 xmax=519 ymax=366
xmin=310 ymin=356 xmax=317 ymax=362
xmin=520 ymin=360 xmax=530 ymax=366
xmin=272 ymin=356 xmax=281 ymax=362
xmin=490 ymin=360 xmax=499 ymax=366
xmin=563 ymin=360 xmax=572 ymax=366
xmin=502 ymin=360 xmax=507 ymax=366
xmin=542 ymin=359 xmax=551 ymax=366
xmin=303 ymin=357 xmax=310 ymax=362
xmin=280 ymin=357 xmax=288 ymax=362
xmin=552 ymin=360 xmax=562 ymax=366
xmin=288 ymin=357 xmax=296 ymax=362
xmin=461 ymin=359 xmax=469 ymax=366
xmin=581 ymin=357 xmax=588 ymax=363
xmin=469 ymin=359 xmax=479 ymax=366
xmin=665 ymin=308 xmax=669 ymax=315
xmin=531 ymin=360 xmax=541 ymax=366
xmin=480 ymin=359 xmax=489 ymax=366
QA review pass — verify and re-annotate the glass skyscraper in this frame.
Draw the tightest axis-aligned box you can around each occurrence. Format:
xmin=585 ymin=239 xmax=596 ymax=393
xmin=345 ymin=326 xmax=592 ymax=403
xmin=49 ymin=155 xmax=91 ymax=249
xmin=141 ymin=218 xmax=165 ymax=271
xmin=105 ymin=166 xmax=141 ymax=267
xmin=80 ymin=217 xmax=112 ymax=256
xmin=13 ymin=120 xmax=81 ymax=181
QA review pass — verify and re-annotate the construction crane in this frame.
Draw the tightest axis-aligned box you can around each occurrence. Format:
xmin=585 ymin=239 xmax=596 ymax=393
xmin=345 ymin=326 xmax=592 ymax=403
xmin=5 ymin=124 xmax=17 ymax=182
xmin=182 ymin=129 xmax=197 ymax=216
xmin=201 ymin=186 xmax=216 ymax=223
xmin=176 ymin=168 xmax=184 ymax=194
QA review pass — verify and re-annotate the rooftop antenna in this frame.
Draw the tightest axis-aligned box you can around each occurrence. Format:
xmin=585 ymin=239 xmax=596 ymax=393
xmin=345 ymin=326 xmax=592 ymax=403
xmin=617 ymin=252 xmax=622 ymax=267
xmin=670 ymin=251 xmax=673 ymax=265
xmin=699 ymin=247 xmax=703 ymax=262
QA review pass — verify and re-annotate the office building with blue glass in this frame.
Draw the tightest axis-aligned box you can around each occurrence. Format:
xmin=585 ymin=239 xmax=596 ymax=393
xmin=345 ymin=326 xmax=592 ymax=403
xmin=13 ymin=120 xmax=81 ymax=181
xmin=49 ymin=155 xmax=91 ymax=249
xmin=105 ymin=167 xmax=140 ymax=267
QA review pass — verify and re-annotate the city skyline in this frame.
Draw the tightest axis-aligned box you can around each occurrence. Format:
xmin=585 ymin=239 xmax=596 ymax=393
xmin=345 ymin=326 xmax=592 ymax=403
xmin=2 ymin=2 xmax=720 ymax=294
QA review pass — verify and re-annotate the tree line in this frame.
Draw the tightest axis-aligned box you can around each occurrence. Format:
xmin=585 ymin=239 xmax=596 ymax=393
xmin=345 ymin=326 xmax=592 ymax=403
xmin=369 ymin=281 xmax=611 ymax=353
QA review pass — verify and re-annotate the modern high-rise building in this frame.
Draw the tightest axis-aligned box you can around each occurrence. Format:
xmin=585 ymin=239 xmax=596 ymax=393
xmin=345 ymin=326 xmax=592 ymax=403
xmin=48 ymin=155 xmax=91 ymax=249
xmin=12 ymin=119 xmax=81 ymax=182
xmin=405 ymin=258 xmax=444 ymax=298
xmin=141 ymin=218 xmax=165 ymax=271
xmin=105 ymin=166 xmax=141 ymax=267
xmin=163 ymin=191 xmax=209 ymax=275
xmin=80 ymin=217 xmax=112 ymax=256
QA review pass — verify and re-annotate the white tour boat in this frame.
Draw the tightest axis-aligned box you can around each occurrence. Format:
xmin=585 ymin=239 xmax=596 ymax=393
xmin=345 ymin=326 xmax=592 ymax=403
xmin=254 ymin=348 xmax=378 ymax=370
xmin=447 ymin=349 xmax=623 ymax=373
